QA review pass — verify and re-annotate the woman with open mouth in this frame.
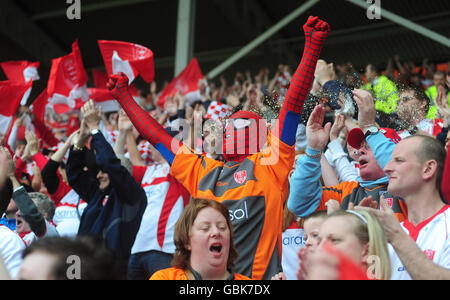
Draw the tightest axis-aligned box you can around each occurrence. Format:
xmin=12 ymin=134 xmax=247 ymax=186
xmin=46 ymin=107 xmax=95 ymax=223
xmin=150 ymin=198 xmax=249 ymax=280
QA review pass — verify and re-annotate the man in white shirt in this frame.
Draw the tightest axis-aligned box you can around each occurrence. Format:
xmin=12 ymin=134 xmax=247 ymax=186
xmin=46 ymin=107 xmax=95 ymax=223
xmin=361 ymin=135 xmax=450 ymax=279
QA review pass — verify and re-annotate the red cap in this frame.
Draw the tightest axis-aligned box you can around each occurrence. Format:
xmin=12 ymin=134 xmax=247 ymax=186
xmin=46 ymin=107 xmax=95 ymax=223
xmin=347 ymin=127 xmax=401 ymax=149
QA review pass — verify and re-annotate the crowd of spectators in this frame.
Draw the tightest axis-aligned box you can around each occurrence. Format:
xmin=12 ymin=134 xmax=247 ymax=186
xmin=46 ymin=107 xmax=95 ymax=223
xmin=0 ymin=16 xmax=449 ymax=280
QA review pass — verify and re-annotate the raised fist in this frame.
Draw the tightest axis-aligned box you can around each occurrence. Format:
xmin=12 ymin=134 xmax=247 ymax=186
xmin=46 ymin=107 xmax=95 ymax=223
xmin=303 ymin=16 xmax=330 ymax=44
xmin=107 ymin=72 xmax=130 ymax=99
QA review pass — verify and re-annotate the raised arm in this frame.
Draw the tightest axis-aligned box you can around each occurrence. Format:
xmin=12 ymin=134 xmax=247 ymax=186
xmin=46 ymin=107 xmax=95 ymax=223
xmin=1 ymin=147 xmax=48 ymax=238
xmin=275 ymin=16 xmax=330 ymax=146
xmin=107 ymin=75 xmax=180 ymax=165
xmin=287 ymin=105 xmax=331 ymax=217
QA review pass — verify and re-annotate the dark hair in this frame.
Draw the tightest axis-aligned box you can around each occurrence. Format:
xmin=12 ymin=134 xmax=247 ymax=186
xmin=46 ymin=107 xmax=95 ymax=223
xmin=0 ymin=178 xmax=13 ymax=216
xmin=398 ymin=84 xmax=431 ymax=112
xmin=367 ymin=64 xmax=380 ymax=75
xmin=408 ymin=135 xmax=446 ymax=200
xmin=22 ymin=236 xmax=126 ymax=280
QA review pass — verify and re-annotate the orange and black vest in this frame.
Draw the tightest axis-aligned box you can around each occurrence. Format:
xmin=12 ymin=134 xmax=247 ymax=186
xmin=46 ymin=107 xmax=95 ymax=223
xmin=171 ymin=135 xmax=295 ymax=280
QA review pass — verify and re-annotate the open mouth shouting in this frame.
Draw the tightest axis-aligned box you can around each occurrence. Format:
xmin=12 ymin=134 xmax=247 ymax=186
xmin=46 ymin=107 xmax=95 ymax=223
xmin=209 ymin=242 xmax=224 ymax=257
xmin=359 ymin=158 xmax=369 ymax=168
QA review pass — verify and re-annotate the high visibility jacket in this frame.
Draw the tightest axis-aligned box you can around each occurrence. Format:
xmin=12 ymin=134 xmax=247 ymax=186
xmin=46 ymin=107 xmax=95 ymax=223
xmin=363 ymin=75 xmax=398 ymax=114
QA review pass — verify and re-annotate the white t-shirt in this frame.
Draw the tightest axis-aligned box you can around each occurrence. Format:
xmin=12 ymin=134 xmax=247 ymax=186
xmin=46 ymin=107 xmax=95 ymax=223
xmin=389 ymin=205 xmax=450 ymax=280
xmin=131 ymin=163 xmax=190 ymax=254
xmin=53 ymin=189 xmax=87 ymax=237
xmin=281 ymin=225 xmax=305 ymax=280
xmin=21 ymin=220 xmax=59 ymax=246
xmin=0 ymin=225 xmax=26 ymax=279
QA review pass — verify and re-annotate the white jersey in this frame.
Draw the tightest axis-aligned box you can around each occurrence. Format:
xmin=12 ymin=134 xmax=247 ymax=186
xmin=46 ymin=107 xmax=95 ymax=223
xmin=0 ymin=225 xmax=26 ymax=279
xmin=21 ymin=220 xmax=59 ymax=246
xmin=390 ymin=205 xmax=450 ymax=280
xmin=53 ymin=189 xmax=87 ymax=237
xmin=131 ymin=163 xmax=190 ymax=254
xmin=281 ymin=225 xmax=305 ymax=280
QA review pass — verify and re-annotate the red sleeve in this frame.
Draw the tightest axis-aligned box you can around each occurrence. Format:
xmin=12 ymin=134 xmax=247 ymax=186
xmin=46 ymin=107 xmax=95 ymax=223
xmin=443 ymin=153 xmax=450 ymax=203
xmin=15 ymin=157 xmax=27 ymax=180
xmin=32 ymin=118 xmax=59 ymax=148
xmin=132 ymin=165 xmax=147 ymax=184
xmin=32 ymin=152 xmax=49 ymax=171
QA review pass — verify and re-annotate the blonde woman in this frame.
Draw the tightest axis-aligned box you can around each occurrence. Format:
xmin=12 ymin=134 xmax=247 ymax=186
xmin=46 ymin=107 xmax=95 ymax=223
xmin=301 ymin=209 xmax=391 ymax=280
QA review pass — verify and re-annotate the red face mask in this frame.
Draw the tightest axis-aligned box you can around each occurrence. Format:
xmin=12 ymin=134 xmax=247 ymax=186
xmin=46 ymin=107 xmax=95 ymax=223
xmin=222 ymin=111 xmax=268 ymax=163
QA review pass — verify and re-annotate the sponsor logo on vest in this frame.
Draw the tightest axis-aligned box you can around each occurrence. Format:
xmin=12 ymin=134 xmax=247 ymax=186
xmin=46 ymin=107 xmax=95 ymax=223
xmin=229 ymin=201 xmax=249 ymax=222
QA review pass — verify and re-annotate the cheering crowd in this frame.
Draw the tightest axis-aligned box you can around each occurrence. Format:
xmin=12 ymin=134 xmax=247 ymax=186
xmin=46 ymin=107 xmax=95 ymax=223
xmin=0 ymin=16 xmax=449 ymax=280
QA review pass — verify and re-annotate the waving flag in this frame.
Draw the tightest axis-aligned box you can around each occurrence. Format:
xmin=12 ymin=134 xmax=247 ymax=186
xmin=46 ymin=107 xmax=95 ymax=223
xmin=0 ymin=81 xmax=31 ymax=135
xmin=0 ymin=60 xmax=40 ymax=105
xmin=98 ymin=40 xmax=155 ymax=84
xmin=92 ymin=69 xmax=108 ymax=89
xmin=157 ymin=57 xmax=204 ymax=108
xmin=31 ymin=89 xmax=49 ymax=122
xmin=88 ymin=88 xmax=119 ymax=113
xmin=88 ymin=84 xmax=141 ymax=113
xmin=47 ymin=40 xmax=89 ymax=114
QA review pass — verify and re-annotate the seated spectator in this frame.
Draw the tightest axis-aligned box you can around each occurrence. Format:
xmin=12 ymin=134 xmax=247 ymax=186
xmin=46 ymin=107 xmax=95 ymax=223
xmin=17 ymin=236 xmax=125 ymax=280
xmin=361 ymin=135 xmax=450 ymax=279
xmin=150 ymin=199 xmax=249 ymax=280
xmin=66 ymin=100 xmax=147 ymax=262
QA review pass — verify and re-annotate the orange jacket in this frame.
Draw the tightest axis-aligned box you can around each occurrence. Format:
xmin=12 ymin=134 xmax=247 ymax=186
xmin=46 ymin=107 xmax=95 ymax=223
xmin=150 ymin=268 xmax=250 ymax=280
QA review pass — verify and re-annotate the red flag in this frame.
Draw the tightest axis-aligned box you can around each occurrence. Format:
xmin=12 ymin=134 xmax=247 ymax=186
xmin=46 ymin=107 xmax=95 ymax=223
xmin=88 ymin=88 xmax=119 ymax=113
xmin=92 ymin=69 xmax=108 ymax=89
xmin=1 ymin=60 xmax=40 ymax=105
xmin=98 ymin=40 xmax=155 ymax=83
xmin=0 ymin=60 xmax=40 ymax=84
xmin=31 ymin=89 xmax=49 ymax=122
xmin=47 ymin=40 xmax=89 ymax=114
xmin=88 ymin=86 xmax=140 ymax=113
xmin=157 ymin=57 xmax=204 ymax=108
xmin=0 ymin=81 xmax=31 ymax=135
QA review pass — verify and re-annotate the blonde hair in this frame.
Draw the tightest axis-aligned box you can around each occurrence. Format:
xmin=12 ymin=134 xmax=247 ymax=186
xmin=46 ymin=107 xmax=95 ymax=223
xmin=327 ymin=209 xmax=392 ymax=280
